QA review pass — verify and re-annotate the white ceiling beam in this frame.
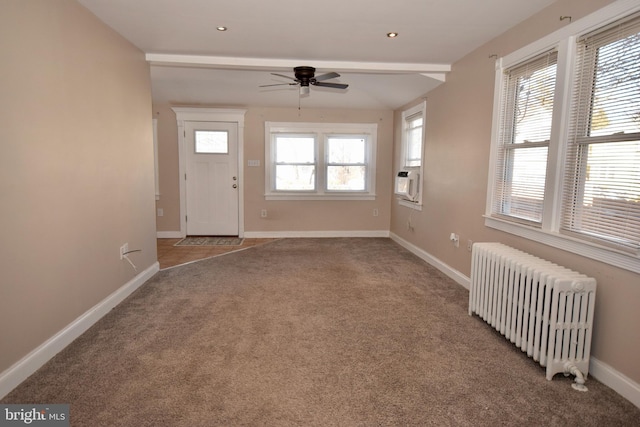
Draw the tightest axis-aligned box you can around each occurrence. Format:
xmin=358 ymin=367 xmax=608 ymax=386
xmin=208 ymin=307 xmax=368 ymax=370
xmin=145 ymin=53 xmax=451 ymax=74
xmin=420 ymin=73 xmax=447 ymax=82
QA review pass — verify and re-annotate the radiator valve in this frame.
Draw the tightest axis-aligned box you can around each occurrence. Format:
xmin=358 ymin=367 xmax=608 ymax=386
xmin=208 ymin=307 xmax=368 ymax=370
xmin=565 ymin=363 xmax=588 ymax=392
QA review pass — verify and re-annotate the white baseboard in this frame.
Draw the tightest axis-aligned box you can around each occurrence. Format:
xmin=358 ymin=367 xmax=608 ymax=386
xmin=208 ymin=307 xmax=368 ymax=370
xmin=0 ymin=262 xmax=159 ymax=400
xmin=390 ymin=232 xmax=470 ymax=289
xmin=157 ymin=231 xmax=183 ymax=238
xmin=590 ymin=357 xmax=640 ymax=409
xmin=390 ymin=232 xmax=639 ymax=408
xmin=243 ymin=230 xmax=391 ymax=239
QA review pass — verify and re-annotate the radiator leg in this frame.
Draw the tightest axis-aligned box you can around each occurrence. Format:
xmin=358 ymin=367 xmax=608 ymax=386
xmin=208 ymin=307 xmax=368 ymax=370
xmin=565 ymin=363 xmax=588 ymax=392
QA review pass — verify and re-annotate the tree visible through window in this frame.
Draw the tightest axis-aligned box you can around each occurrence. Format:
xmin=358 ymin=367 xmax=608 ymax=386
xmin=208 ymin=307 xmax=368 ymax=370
xmin=274 ymin=135 xmax=315 ymax=191
xmin=327 ymin=137 xmax=366 ymax=191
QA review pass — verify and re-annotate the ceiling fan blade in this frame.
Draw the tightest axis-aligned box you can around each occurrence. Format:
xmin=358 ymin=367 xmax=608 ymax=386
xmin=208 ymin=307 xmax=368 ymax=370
xmin=271 ymin=73 xmax=297 ymax=81
xmin=314 ymin=72 xmax=340 ymax=82
xmin=313 ymin=81 xmax=349 ymax=89
xmin=259 ymin=83 xmax=297 ymax=87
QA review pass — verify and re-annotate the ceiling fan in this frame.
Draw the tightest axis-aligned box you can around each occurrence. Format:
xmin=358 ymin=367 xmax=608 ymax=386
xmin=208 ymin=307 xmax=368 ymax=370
xmin=260 ymin=66 xmax=348 ymax=94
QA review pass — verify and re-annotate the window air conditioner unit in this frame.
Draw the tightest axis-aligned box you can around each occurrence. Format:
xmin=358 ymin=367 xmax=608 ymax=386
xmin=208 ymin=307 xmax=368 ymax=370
xmin=395 ymin=170 xmax=419 ymax=201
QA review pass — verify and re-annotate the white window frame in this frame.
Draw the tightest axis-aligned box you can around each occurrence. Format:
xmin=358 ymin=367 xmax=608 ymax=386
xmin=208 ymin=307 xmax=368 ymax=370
xmin=485 ymin=0 xmax=640 ymax=274
xmin=265 ymin=121 xmax=377 ymax=200
xmin=399 ymin=101 xmax=426 ymax=210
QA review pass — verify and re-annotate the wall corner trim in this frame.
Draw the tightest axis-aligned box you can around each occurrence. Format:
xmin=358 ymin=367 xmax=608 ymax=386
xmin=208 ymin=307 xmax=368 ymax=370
xmin=0 ymin=262 xmax=160 ymax=400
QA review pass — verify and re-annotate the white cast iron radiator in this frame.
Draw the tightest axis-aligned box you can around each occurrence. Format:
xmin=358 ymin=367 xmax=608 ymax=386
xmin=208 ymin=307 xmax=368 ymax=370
xmin=469 ymin=242 xmax=597 ymax=391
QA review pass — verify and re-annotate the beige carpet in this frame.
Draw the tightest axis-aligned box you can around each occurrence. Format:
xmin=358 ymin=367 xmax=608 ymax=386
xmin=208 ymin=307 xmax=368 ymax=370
xmin=3 ymin=238 xmax=639 ymax=426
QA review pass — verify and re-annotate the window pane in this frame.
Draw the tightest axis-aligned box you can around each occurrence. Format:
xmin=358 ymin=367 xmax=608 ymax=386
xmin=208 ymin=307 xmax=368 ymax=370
xmin=512 ymin=61 xmax=556 ymax=144
xmin=327 ymin=137 xmax=365 ymax=163
xmin=409 ymin=117 xmax=423 ymax=129
xmin=405 ymin=115 xmax=423 ymax=167
xmin=568 ymin=140 xmax=640 ymax=247
xmin=275 ymin=165 xmax=315 ymax=190
xmin=589 ymin=33 xmax=640 ymax=136
xmin=407 ymin=127 xmax=422 ymax=166
xmin=195 ymin=131 xmax=228 ymax=153
xmin=276 ymin=136 xmax=315 ymax=163
xmin=327 ymin=166 xmax=366 ymax=191
xmin=499 ymin=146 xmax=548 ymax=222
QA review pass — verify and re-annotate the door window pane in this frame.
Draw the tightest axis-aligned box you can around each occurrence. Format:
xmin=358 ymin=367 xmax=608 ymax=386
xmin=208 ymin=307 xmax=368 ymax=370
xmin=195 ymin=130 xmax=228 ymax=154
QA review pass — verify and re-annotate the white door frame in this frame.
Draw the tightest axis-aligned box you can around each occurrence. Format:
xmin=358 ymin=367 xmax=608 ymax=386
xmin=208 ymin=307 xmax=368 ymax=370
xmin=172 ymin=107 xmax=246 ymax=238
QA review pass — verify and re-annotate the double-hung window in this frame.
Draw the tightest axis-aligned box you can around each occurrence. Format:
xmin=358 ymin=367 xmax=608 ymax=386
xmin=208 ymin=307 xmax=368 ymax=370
xmin=561 ymin=15 xmax=640 ymax=251
xmin=399 ymin=101 xmax=426 ymax=209
xmin=265 ymin=122 xmax=377 ymax=200
xmin=493 ymin=51 xmax=558 ymax=224
xmin=403 ymin=102 xmax=425 ymax=168
xmin=487 ymin=5 xmax=640 ymax=273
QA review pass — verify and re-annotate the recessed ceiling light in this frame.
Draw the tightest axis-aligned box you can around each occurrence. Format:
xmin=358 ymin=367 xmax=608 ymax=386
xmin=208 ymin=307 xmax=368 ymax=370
xmin=387 ymin=32 xmax=398 ymax=38
xmin=216 ymin=26 xmax=228 ymax=31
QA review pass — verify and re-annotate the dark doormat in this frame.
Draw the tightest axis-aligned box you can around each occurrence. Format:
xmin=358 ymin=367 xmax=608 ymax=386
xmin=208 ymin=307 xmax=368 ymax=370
xmin=174 ymin=237 xmax=244 ymax=246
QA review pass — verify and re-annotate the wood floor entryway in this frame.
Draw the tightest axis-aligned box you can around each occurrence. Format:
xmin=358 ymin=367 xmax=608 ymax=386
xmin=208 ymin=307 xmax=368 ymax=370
xmin=157 ymin=238 xmax=277 ymax=269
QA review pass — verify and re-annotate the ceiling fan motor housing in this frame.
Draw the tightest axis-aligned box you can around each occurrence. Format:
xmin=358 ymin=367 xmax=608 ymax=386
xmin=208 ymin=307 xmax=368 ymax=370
xmin=294 ymin=66 xmax=316 ymax=86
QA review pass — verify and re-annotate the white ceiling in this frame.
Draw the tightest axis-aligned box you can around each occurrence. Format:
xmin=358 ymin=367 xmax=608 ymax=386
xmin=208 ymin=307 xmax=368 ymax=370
xmin=78 ymin=0 xmax=556 ymax=110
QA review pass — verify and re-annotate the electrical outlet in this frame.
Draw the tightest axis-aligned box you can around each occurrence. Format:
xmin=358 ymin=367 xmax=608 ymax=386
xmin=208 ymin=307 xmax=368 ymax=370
xmin=120 ymin=243 xmax=128 ymax=260
xmin=260 ymin=209 xmax=268 ymax=218
xmin=467 ymin=240 xmax=473 ymax=252
xmin=373 ymin=208 xmax=379 ymax=217
xmin=449 ymin=233 xmax=459 ymax=248
xmin=157 ymin=208 xmax=164 ymax=217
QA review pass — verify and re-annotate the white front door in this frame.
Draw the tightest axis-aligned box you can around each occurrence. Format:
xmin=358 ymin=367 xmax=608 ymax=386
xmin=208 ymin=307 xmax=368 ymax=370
xmin=185 ymin=121 xmax=239 ymax=236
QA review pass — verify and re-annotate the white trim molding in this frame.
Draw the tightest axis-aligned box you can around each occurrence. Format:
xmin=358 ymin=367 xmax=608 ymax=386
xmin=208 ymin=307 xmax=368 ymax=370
xmin=0 ymin=262 xmax=159 ymax=400
xmin=590 ymin=357 xmax=640 ymax=409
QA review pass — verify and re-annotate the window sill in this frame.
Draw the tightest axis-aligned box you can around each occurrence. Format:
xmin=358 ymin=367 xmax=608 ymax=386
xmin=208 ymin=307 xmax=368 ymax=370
xmin=484 ymin=215 xmax=640 ymax=274
xmin=398 ymin=199 xmax=422 ymax=211
xmin=265 ymin=193 xmax=376 ymax=201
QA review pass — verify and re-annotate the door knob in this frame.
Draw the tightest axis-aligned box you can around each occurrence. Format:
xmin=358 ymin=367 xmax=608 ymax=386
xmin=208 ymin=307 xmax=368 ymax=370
xmin=232 ymin=184 xmax=237 ymax=188
xmin=232 ymin=176 xmax=237 ymax=181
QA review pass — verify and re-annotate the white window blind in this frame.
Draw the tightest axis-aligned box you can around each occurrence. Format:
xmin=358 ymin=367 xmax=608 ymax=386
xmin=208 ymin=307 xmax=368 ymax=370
xmin=562 ymin=14 xmax=640 ymax=252
xmin=493 ymin=51 xmax=558 ymax=224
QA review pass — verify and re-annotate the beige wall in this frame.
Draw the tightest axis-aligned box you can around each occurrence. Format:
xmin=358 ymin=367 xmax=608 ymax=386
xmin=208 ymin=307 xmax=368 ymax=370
xmin=154 ymin=104 xmax=394 ymax=234
xmin=391 ymin=0 xmax=640 ymax=384
xmin=0 ymin=0 xmax=156 ymax=374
